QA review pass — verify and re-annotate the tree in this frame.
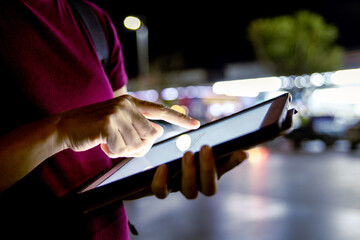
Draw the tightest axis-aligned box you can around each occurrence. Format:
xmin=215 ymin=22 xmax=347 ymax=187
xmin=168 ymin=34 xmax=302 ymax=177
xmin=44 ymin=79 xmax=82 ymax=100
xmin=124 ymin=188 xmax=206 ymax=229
xmin=248 ymin=11 xmax=344 ymax=75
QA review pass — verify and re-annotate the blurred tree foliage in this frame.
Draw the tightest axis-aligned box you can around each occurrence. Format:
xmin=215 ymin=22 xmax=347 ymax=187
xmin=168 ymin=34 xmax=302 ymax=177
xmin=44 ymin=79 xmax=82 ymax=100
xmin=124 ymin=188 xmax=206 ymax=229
xmin=248 ymin=11 xmax=344 ymax=75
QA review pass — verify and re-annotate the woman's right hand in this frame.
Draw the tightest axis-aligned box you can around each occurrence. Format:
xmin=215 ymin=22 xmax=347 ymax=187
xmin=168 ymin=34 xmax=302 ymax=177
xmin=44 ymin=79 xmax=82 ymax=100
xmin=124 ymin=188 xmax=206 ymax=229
xmin=57 ymin=94 xmax=200 ymax=158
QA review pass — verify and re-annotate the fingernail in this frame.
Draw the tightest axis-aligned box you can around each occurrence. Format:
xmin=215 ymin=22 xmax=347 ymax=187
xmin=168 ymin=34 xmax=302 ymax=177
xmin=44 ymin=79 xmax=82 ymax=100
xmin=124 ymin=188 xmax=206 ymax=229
xmin=241 ymin=151 xmax=249 ymax=161
xmin=201 ymin=145 xmax=212 ymax=157
xmin=191 ymin=119 xmax=201 ymax=128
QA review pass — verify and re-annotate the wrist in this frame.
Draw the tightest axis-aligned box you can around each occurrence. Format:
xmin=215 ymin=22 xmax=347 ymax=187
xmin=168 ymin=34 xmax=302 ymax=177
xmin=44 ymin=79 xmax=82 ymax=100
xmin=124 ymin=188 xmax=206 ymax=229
xmin=53 ymin=112 xmax=69 ymax=153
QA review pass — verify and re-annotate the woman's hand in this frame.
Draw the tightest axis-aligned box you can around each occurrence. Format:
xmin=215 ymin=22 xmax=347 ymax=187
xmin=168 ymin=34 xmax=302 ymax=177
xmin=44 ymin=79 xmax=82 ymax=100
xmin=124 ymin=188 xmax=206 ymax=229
xmin=151 ymin=146 xmax=248 ymax=199
xmin=57 ymin=94 xmax=200 ymax=158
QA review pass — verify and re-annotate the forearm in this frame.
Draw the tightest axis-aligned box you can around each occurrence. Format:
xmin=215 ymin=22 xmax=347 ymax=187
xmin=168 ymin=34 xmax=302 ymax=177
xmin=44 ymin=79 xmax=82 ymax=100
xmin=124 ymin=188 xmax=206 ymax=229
xmin=0 ymin=114 xmax=66 ymax=193
xmin=0 ymin=90 xmax=201 ymax=195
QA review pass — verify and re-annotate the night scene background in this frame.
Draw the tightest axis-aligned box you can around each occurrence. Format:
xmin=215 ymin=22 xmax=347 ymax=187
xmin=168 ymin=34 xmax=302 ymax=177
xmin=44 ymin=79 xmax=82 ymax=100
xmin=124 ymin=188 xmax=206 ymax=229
xmin=91 ymin=0 xmax=360 ymax=77
xmin=89 ymin=1 xmax=360 ymax=240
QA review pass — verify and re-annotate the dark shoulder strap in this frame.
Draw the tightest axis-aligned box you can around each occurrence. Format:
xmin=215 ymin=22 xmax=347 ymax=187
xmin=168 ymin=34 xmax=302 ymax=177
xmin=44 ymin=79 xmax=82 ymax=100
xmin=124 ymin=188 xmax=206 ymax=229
xmin=70 ymin=0 xmax=109 ymax=67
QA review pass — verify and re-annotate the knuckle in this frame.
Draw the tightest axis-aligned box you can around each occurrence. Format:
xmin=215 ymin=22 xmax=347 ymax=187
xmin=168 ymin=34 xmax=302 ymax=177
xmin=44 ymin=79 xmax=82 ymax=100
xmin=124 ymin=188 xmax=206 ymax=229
xmin=127 ymin=141 xmax=145 ymax=153
xmin=150 ymin=127 xmax=159 ymax=137
xmin=113 ymin=146 xmax=128 ymax=157
xmin=106 ymin=142 xmax=126 ymax=157
xmin=143 ymin=126 xmax=159 ymax=139
xmin=98 ymin=108 xmax=120 ymax=127
xmin=115 ymin=95 xmax=135 ymax=110
xmin=117 ymin=100 xmax=132 ymax=110
xmin=121 ymin=94 xmax=134 ymax=101
xmin=157 ymin=105 xmax=170 ymax=117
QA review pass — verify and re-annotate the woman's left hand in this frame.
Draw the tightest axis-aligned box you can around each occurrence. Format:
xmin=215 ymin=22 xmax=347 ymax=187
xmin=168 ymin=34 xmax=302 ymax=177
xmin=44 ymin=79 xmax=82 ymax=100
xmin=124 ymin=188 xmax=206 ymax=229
xmin=151 ymin=145 xmax=247 ymax=199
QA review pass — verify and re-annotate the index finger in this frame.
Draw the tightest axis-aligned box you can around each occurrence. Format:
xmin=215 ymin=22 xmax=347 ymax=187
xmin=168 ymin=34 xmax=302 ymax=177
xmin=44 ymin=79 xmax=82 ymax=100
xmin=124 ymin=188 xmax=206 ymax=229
xmin=126 ymin=95 xmax=201 ymax=129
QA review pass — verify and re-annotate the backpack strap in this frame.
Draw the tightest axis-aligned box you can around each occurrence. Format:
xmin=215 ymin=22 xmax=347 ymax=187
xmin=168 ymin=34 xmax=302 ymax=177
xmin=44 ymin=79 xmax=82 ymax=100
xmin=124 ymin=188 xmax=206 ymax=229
xmin=69 ymin=0 xmax=109 ymax=67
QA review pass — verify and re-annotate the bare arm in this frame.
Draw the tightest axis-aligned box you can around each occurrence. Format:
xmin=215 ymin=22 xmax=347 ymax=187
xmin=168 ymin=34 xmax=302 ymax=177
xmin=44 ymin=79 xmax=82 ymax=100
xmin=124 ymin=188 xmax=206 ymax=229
xmin=0 ymin=93 xmax=200 ymax=194
xmin=0 ymin=114 xmax=65 ymax=193
xmin=0 ymin=85 xmax=127 ymax=193
xmin=0 ymin=84 xmax=245 ymax=200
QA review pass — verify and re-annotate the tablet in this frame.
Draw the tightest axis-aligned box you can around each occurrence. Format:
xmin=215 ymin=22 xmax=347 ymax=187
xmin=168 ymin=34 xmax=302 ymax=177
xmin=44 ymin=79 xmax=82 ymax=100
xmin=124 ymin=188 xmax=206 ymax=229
xmin=74 ymin=93 xmax=294 ymax=214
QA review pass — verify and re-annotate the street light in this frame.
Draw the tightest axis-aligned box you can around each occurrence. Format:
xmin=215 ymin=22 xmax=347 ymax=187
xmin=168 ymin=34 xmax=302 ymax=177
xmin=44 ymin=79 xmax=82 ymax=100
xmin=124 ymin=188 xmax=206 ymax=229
xmin=124 ymin=16 xmax=141 ymax=30
xmin=124 ymin=16 xmax=149 ymax=78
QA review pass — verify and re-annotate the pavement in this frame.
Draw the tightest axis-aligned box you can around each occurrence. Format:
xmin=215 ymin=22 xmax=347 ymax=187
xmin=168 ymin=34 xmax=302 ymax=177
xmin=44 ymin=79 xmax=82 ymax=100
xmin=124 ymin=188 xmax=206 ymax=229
xmin=124 ymin=139 xmax=360 ymax=240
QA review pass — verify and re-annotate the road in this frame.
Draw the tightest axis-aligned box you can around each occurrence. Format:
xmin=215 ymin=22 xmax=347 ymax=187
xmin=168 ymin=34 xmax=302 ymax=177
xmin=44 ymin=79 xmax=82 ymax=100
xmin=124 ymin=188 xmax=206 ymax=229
xmin=125 ymin=139 xmax=360 ymax=240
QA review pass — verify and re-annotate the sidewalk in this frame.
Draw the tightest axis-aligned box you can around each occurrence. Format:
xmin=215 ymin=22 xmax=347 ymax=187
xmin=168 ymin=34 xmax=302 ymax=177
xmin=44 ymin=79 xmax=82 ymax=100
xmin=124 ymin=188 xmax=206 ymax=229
xmin=125 ymin=142 xmax=360 ymax=240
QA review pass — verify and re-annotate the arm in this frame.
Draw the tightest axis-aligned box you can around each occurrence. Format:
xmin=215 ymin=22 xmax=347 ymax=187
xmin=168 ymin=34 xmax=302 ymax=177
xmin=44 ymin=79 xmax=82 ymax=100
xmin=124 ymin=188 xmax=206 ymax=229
xmin=0 ymin=115 xmax=65 ymax=193
xmin=0 ymin=94 xmax=199 ymax=194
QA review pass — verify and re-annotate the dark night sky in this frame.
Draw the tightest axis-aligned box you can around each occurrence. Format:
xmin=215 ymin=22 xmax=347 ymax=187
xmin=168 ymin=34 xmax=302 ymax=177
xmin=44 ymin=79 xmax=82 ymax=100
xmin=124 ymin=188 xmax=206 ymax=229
xmin=90 ymin=0 xmax=360 ymax=77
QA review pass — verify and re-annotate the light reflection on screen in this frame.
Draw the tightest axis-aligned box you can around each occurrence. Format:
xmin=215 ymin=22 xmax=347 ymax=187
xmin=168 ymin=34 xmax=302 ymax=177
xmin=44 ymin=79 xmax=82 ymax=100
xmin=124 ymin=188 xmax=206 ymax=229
xmin=176 ymin=134 xmax=192 ymax=152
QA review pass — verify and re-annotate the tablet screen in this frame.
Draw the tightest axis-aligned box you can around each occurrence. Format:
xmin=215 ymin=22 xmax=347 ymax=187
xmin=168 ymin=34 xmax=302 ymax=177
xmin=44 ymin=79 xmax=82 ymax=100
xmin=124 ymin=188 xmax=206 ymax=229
xmin=97 ymin=102 xmax=272 ymax=187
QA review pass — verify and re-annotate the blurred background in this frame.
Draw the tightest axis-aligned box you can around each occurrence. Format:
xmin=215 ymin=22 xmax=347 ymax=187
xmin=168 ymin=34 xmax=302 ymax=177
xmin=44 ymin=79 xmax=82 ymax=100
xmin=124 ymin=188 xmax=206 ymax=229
xmin=91 ymin=1 xmax=360 ymax=239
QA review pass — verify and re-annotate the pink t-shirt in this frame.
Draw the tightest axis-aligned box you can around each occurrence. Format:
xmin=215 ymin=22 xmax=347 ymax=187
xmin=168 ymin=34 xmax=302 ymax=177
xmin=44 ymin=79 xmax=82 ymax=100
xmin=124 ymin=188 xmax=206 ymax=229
xmin=0 ymin=0 xmax=129 ymax=239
